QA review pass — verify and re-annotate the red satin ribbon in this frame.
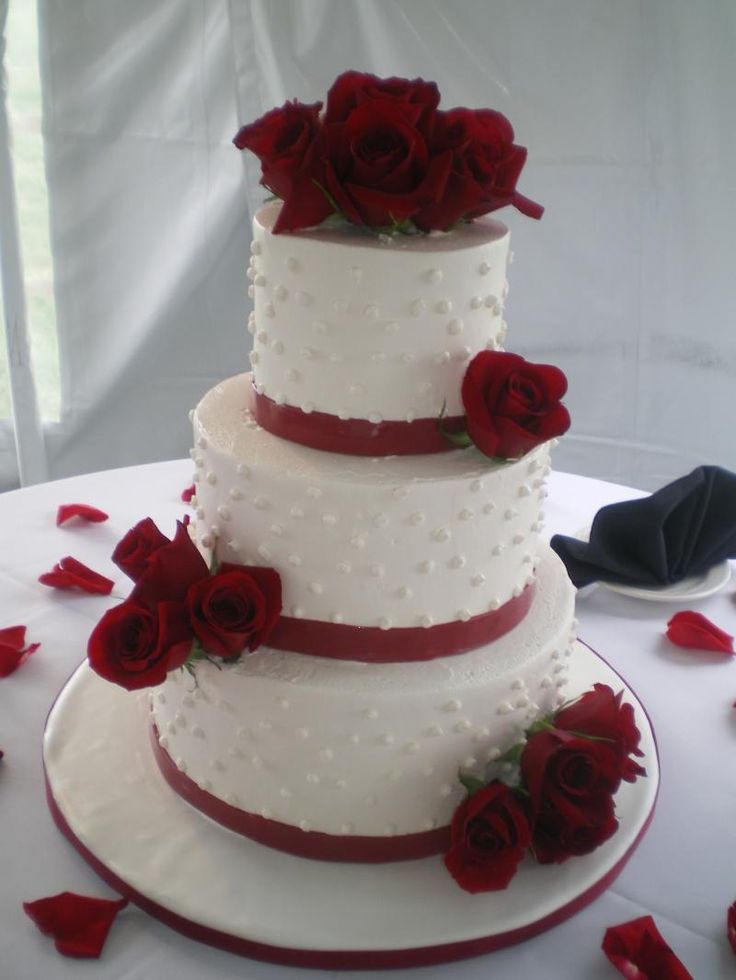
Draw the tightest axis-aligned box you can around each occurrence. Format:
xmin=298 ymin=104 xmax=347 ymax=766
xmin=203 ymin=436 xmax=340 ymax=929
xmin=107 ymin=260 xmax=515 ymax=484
xmin=150 ymin=725 xmax=450 ymax=862
xmin=251 ymin=386 xmax=464 ymax=456
xmin=267 ymin=583 xmax=534 ymax=662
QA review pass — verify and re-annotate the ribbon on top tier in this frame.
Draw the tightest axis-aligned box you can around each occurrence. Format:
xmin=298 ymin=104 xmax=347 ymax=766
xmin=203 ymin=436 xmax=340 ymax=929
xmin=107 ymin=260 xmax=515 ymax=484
xmin=265 ymin=583 xmax=534 ymax=663
xmin=251 ymin=386 xmax=464 ymax=456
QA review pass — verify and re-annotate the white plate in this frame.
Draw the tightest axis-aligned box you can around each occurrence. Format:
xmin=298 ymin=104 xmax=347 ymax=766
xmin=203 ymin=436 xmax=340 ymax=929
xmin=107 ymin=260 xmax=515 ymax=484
xmin=43 ymin=649 xmax=659 ymax=969
xmin=572 ymin=527 xmax=732 ymax=602
xmin=601 ymin=560 xmax=732 ymax=602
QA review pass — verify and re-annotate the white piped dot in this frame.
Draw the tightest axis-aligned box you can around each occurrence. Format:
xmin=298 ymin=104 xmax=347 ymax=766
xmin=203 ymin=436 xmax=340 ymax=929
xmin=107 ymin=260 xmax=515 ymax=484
xmin=427 ymin=268 xmax=443 ymax=283
xmin=254 ymin=495 xmax=270 ymax=510
xmin=378 ymin=617 xmax=392 ymax=630
xmin=410 ymin=298 xmax=426 ymax=316
xmin=432 ymin=527 xmax=451 ymax=542
xmin=470 ymin=295 xmax=483 ymax=309
xmin=385 ymin=321 xmax=400 ymax=334
xmin=217 ymin=505 xmax=231 ymax=521
xmin=418 ymin=559 xmax=435 ymax=574
xmin=295 ymin=290 xmax=312 ymax=306
xmin=447 ymin=318 xmax=463 ymax=335
xmin=364 ymin=304 xmax=380 ymax=319
xmin=396 ymin=585 xmax=412 ymax=599
xmin=448 ymin=555 xmax=466 ymax=569
xmin=479 ymin=261 xmax=491 ymax=275
xmin=308 ymin=582 xmax=323 ymax=595
xmin=336 ymin=561 xmax=351 ymax=574
xmin=419 ymin=614 xmax=434 ymax=627
xmin=322 ymin=513 xmax=338 ymax=525
xmin=471 ymin=573 xmax=486 ymax=587
xmin=370 ymin=563 xmax=385 ymax=578
xmin=364 ymin=707 xmax=379 ymax=720
xmin=333 ymin=298 xmax=348 ymax=313
xmin=288 ymin=554 xmax=302 ymax=567
xmin=444 ymin=699 xmax=462 ymax=712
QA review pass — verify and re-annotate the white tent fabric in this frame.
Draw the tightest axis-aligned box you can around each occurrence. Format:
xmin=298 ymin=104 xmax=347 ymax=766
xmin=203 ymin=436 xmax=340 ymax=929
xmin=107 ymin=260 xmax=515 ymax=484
xmin=2 ymin=0 xmax=735 ymax=490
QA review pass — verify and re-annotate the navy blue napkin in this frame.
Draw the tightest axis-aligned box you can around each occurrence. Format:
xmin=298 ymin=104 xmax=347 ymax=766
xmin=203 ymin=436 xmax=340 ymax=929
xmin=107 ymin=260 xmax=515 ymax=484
xmin=550 ymin=466 xmax=736 ymax=588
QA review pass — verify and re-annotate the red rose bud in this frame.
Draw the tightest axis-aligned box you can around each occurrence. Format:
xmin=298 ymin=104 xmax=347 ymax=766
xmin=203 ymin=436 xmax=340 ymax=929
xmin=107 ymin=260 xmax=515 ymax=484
xmin=602 ymin=915 xmax=693 ymax=979
xmin=56 ymin=503 xmax=109 ymax=526
xmin=187 ymin=564 xmax=282 ymax=658
xmin=665 ymin=610 xmax=734 ymax=654
xmin=39 ymin=557 xmax=114 ymax=595
xmin=87 ymin=600 xmax=192 ymax=690
xmin=0 ymin=625 xmax=40 ymax=678
xmin=444 ymin=781 xmax=531 ymax=893
xmin=112 ymin=517 xmax=171 ymax=582
xmin=728 ymin=901 xmax=736 ymax=955
xmin=554 ymin=684 xmax=645 ymax=783
xmin=130 ymin=520 xmax=208 ymax=607
xmin=181 ymin=484 xmax=196 ymax=503
xmin=461 ymin=350 xmax=570 ymax=460
xmin=23 ymin=892 xmax=128 ymax=959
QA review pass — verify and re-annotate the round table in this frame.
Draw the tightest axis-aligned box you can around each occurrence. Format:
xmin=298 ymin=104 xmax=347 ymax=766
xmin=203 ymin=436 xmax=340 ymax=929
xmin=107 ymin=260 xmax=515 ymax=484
xmin=1 ymin=460 xmax=734 ymax=978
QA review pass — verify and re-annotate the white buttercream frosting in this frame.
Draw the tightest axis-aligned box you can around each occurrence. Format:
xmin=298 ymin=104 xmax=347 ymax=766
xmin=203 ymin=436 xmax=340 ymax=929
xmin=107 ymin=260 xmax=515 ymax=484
xmin=250 ymin=203 xmax=510 ymax=422
xmin=190 ymin=374 xmax=549 ymax=628
xmin=152 ymin=550 xmax=575 ymax=838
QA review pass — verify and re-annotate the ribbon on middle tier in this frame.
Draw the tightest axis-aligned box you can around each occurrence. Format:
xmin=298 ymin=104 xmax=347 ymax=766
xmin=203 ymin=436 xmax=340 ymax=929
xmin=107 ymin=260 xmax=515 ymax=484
xmin=266 ymin=583 xmax=534 ymax=662
xmin=251 ymin=386 xmax=465 ymax=456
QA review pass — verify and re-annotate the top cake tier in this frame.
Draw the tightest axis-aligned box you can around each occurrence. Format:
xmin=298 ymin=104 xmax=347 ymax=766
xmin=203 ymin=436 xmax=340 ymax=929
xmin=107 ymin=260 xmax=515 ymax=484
xmin=248 ymin=203 xmax=510 ymax=448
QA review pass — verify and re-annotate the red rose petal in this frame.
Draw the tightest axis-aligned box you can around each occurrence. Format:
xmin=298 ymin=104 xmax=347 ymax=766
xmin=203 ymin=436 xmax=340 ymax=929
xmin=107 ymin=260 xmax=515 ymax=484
xmin=665 ymin=610 xmax=734 ymax=654
xmin=602 ymin=915 xmax=692 ymax=979
xmin=728 ymin=901 xmax=736 ymax=955
xmin=181 ymin=484 xmax=196 ymax=503
xmin=39 ymin=557 xmax=114 ymax=595
xmin=0 ymin=625 xmax=40 ymax=678
xmin=56 ymin=503 xmax=109 ymax=526
xmin=23 ymin=891 xmax=127 ymax=958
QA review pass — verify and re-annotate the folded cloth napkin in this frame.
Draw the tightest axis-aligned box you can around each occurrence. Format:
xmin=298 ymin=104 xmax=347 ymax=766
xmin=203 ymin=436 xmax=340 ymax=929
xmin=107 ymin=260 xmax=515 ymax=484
xmin=550 ymin=465 xmax=736 ymax=588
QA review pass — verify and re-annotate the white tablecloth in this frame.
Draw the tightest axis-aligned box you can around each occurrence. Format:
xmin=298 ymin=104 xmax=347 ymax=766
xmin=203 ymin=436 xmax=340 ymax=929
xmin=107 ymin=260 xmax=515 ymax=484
xmin=1 ymin=460 xmax=734 ymax=979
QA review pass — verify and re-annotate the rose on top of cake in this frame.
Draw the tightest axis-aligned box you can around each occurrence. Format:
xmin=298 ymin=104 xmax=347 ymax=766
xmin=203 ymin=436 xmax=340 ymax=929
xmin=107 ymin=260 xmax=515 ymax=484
xmin=236 ymin=71 xmax=570 ymax=461
xmin=233 ymin=70 xmax=543 ymax=235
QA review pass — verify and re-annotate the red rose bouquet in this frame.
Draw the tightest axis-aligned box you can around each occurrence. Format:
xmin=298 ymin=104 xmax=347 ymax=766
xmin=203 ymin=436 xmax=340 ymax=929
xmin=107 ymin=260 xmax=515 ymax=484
xmin=234 ymin=71 xmax=543 ymax=234
xmin=87 ymin=518 xmax=282 ymax=691
xmin=444 ymin=684 xmax=646 ymax=892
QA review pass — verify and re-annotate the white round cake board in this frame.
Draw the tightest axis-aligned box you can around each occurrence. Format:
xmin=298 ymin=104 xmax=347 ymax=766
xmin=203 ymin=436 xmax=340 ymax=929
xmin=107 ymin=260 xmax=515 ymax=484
xmin=43 ymin=642 xmax=659 ymax=969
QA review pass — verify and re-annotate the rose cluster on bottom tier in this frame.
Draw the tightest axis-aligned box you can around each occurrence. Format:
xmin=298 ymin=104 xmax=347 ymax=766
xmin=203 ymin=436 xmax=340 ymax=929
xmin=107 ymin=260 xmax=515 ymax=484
xmin=87 ymin=518 xmax=282 ymax=690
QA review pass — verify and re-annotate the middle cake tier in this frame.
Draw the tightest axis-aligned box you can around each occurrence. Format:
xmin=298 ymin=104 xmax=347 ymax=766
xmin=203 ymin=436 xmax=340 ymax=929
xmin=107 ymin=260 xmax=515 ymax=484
xmin=190 ymin=374 xmax=550 ymax=657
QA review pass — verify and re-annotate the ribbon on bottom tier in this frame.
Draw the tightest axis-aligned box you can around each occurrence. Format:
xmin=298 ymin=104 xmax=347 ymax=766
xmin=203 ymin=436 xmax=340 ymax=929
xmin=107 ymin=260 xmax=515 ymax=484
xmin=151 ymin=726 xmax=450 ymax=862
xmin=266 ymin=583 xmax=535 ymax=662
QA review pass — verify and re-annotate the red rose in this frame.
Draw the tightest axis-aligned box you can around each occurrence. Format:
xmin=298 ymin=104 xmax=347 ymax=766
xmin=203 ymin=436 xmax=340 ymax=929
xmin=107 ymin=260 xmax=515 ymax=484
xmin=87 ymin=600 xmax=192 ymax=690
xmin=112 ymin=517 xmax=170 ymax=581
xmin=461 ymin=350 xmax=570 ymax=459
xmin=415 ymin=107 xmax=541 ymax=229
xmin=444 ymin=781 xmax=531 ymax=893
xmin=728 ymin=901 xmax=736 ymax=955
xmin=531 ymin=791 xmax=619 ymax=864
xmin=233 ymin=100 xmax=332 ymax=234
xmin=324 ymin=100 xmax=452 ymax=228
xmin=186 ymin=563 xmax=282 ymax=658
xmin=324 ymin=71 xmax=440 ymax=128
xmin=554 ymin=684 xmax=646 ymax=784
xmin=521 ymin=728 xmax=622 ymax=864
xmin=130 ymin=520 xmax=208 ymax=607
xmin=522 ymin=728 xmax=624 ymax=811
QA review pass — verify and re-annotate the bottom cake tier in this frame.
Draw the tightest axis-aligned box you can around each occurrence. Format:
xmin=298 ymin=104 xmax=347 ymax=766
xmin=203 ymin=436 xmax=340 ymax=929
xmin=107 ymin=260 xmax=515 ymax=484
xmin=150 ymin=547 xmax=575 ymax=861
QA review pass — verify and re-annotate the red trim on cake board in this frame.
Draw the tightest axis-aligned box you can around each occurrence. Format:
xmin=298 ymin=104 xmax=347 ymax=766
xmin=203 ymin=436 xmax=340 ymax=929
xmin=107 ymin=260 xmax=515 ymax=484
xmin=149 ymin=724 xmax=450 ymax=862
xmin=44 ymin=766 xmax=657 ymax=970
xmin=251 ymin=385 xmax=465 ymax=456
xmin=269 ymin=583 xmax=535 ymax=662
